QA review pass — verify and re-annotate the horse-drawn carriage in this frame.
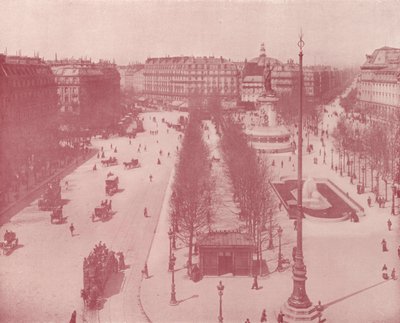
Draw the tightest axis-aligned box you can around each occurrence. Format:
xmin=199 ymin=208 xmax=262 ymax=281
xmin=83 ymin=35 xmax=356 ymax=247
xmin=0 ymin=230 xmax=19 ymax=255
xmin=38 ymin=180 xmax=61 ymax=211
xmin=101 ymin=157 xmax=118 ymax=167
xmin=105 ymin=174 xmax=119 ymax=196
xmin=123 ymin=158 xmax=140 ymax=169
xmin=81 ymin=242 xmax=118 ymax=309
xmin=92 ymin=200 xmax=112 ymax=222
xmin=50 ymin=205 xmax=66 ymax=224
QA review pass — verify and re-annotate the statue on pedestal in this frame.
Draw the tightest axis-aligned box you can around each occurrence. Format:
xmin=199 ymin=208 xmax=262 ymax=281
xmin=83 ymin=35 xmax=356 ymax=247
xmin=263 ymin=62 xmax=274 ymax=96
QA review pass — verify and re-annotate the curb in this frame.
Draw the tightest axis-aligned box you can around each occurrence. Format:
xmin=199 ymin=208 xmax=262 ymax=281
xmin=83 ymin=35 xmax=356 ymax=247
xmin=138 ymin=165 xmax=176 ymax=323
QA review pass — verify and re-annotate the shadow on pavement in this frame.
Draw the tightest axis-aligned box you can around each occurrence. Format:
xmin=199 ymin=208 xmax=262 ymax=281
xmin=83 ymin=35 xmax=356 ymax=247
xmin=323 ymin=280 xmax=390 ymax=310
xmin=177 ymin=294 xmax=199 ymax=305
xmin=103 ymin=272 xmax=125 ymax=298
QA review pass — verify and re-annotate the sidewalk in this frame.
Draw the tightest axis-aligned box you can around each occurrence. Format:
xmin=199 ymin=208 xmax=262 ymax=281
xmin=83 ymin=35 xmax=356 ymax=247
xmin=0 ymin=150 xmax=97 ymax=226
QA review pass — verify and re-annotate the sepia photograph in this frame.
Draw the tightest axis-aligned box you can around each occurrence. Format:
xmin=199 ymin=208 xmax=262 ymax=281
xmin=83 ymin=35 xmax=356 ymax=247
xmin=0 ymin=0 xmax=399 ymax=322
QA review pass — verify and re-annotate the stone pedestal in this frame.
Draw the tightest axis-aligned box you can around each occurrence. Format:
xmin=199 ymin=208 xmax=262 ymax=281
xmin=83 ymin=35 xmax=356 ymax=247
xmin=257 ymin=94 xmax=279 ymax=127
xmin=282 ymin=301 xmax=321 ymax=322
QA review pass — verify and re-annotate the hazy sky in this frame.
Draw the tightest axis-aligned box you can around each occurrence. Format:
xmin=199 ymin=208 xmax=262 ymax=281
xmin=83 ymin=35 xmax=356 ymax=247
xmin=1 ymin=0 xmax=400 ymax=67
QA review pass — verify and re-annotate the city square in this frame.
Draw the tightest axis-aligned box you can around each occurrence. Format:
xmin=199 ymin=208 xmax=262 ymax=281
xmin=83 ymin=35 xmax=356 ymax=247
xmin=0 ymin=1 xmax=399 ymax=323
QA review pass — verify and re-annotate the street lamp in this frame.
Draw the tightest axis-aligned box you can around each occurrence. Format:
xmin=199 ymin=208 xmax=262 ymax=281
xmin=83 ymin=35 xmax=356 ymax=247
xmin=331 ymin=148 xmax=334 ymax=170
xmin=391 ymin=184 xmax=397 ymax=215
xmin=169 ymin=253 xmax=178 ymax=306
xmin=217 ymin=280 xmax=224 ymax=323
xmin=282 ymin=33 xmax=314 ymax=320
xmin=168 ymin=227 xmax=174 ymax=271
xmin=277 ymin=226 xmax=284 ymax=272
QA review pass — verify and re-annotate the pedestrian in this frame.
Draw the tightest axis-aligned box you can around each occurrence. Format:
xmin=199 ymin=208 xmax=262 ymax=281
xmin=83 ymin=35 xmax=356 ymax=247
xmin=101 ymin=151 xmax=105 ymax=158
xmin=281 ymin=160 xmax=284 ymax=168
xmin=114 ymin=147 xmax=117 ymax=153
xmin=391 ymin=268 xmax=397 ymax=280
xmin=168 ymin=152 xmax=170 ymax=158
xmin=244 ymin=319 xmax=250 ymax=323
xmin=65 ymin=180 xmax=69 ymax=190
xmin=272 ymin=160 xmax=275 ymax=167
xmin=129 ymin=140 xmax=131 ymax=145
xmin=251 ymin=274 xmax=259 ymax=290
xmin=97 ymin=152 xmax=100 ymax=158
xmin=381 ymin=238 xmax=388 ymax=252
xmin=144 ymin=207 xmax=148 ymax=217
xmin=69 ymin=310 xmax=77 ymax=323
xmin=260 ymin=309 xmax=267 ymax=322
xmin=118 ymin=252 xmax=125 ymax=270
xmin=277 ymin=310 xmax=284 ymax=323
xmin=142 ymin=263 xmax=149 ymax=279
xmin=398 ymin=245 xmax=400 ymax=259
xmin=382 ymin=266 xmax=389 ymax=280
xmin=137 ymin=147 xmax=141 ymax=153
xmin=110 ymin=143 xmax=113 ymax=149
xmin=367 ymin=196 xmax=371 ymax=207
xmin=387 ymin=219 xmax=392 ymax=231
xmin=69 ymin=223 xmax=75 ymax=237
xmin=149 ymin=174 xmax=153 ymax=182
xmin=157 ymin=158 xmax=161 ymax=165
xmin=93 ymin=164 xmax=97 ymax=171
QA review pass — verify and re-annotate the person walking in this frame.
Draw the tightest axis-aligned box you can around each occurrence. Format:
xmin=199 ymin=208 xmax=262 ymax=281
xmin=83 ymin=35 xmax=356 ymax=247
xmin=387 ymin=219 xmax=392 ymax=231
xmin=69 ymin=223 xmax=75 ymax=237
xmin=144 ymin=207 xmax=148 ymax=217
xmin=251 ymin=274 xmax=259 ymax=290
xmin=69 ymin=310 xmax=77 ymax=323
xmin=391 ymin=268 xmax=397 ymax=280
xmin=367 ymin=196 xmax=372 ymax=207
xmin=142 ymin=263 xmax=149 ymax=279
xmin=260 ymin=309 xmax=267 ymax=322
xmin=382 ymin=265 xmax=389 ymax=280
xmin=277 ymin=310 xmax=284 ymax=323
xmin=381 ymin=239 xmax=388 ymax=252
xmin=149 ymin=174 xmax=153 ymax=182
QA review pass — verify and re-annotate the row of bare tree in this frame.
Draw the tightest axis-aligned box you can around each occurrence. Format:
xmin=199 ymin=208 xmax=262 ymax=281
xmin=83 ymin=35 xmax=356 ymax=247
xmin=332 ymin=114 xmax=400 ymax=197
xmin=220 ymin=117 xmax=276 ymax=273
xmin=169 ymin=110 xmax=214 ymax=274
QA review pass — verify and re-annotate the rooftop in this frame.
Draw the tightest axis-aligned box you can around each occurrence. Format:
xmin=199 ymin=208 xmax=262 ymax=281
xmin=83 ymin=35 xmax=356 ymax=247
xmin=197 ymin=230 xmax=255 ymax=247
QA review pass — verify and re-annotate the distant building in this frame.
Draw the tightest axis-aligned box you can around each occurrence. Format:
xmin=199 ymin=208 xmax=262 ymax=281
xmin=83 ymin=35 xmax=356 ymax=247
xmin=144 ymin=56 xmax=240 ymax=105
xmin=357 ymin=46 xmax=400 ymax=123
xmin=0 ymin=54 xmax=58 ymax=192
xmin=126 ymin=64 xmax=145 ymax=94
xmin=241 ymin=44 xmax=353 ymax=105
xmin=240 ymin=44 xmax=299 ymax=103
xmin=49 ymin=58 xmax=120 ymax=122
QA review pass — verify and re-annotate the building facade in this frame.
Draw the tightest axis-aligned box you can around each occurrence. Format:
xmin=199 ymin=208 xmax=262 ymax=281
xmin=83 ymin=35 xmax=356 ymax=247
xmin=126 ymin=64 xmax=145 ymax=94
xmin=357 ymin=46 xmax=400 ymax=123
xmin=49 ymin=59 xmax=120 ymax=124
xmin=0 ymin=54 xmax=58 ymax=195
xmin=144 ymin=56 xmax=240 ymax=104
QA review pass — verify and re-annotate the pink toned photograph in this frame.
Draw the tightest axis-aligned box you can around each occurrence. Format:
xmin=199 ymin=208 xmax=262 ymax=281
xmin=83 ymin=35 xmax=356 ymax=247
xmin=0 ymin=1 xmax=399 ymax=322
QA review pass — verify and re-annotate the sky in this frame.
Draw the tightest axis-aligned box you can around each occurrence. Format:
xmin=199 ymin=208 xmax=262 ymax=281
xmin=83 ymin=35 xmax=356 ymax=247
xmin=1 ymin=0 xmax=400 ymax=67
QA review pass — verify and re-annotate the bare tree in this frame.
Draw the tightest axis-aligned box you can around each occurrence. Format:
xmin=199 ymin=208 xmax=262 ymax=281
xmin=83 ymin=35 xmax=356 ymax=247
xmin=170 ymin=111 xmax=213 ymax=274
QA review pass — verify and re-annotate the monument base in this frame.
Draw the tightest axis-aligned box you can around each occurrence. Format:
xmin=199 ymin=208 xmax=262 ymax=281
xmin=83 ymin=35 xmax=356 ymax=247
xmin=282 ymin=301 xmax=321 ymax=322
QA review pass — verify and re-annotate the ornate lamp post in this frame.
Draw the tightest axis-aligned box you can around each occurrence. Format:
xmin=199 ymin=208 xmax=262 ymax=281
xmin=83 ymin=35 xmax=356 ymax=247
xmin=217 ymin=280 xmax=224 ymax=323
xmin=331 ymin=148 xmax=334 ymax=170
xmin=391 ymin=184 xmax=397 ymax=215
xmin=169 ymin=253 xmax=177 ymax=305
xmin=282 ymin=33 xmax=317 ymax=321
xmin=168 ymin=227 xmax=174 ymax=271
xmin=277 ymin=226 xmax=284 ymax=272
